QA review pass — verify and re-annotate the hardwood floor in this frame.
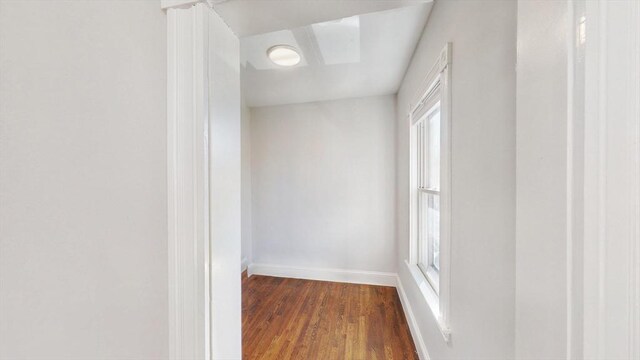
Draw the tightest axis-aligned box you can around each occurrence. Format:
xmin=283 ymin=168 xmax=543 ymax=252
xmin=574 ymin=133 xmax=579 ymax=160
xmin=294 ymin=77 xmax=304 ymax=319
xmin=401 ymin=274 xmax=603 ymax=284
xmin=242 ymin=272 xmax=418 ymax=360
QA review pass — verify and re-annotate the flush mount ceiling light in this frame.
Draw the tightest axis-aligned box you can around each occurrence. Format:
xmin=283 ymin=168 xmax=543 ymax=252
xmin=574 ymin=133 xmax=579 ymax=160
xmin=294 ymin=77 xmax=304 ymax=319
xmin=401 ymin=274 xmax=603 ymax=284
xmin=267 ymin=45 xmax=301 ymax=67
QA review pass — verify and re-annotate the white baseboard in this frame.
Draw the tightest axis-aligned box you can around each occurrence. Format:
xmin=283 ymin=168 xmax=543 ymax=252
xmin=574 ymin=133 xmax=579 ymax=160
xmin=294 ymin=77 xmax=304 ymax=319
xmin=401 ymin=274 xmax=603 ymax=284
xmin=247 ymin=263 xmax=397 ymax=287
xmin=396 ymin=276 xmax=430 ymax=360
xmin=241 ymin=257 xmax=249 ymax=273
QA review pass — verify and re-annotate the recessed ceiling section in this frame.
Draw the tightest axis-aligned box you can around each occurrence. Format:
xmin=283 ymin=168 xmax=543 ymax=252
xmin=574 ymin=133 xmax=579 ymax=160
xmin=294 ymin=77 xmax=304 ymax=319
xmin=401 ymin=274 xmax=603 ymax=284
xmin=240 ymin=4 xmax=433 ymax=107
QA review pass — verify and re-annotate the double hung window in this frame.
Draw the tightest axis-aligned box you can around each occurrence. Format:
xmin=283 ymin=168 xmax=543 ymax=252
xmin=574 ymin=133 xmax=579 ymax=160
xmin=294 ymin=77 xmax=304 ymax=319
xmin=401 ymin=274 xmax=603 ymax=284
xmin=415 ymin=103 xmax=441 ymax=292
xmin=408 ymin=45 xmax=451 ymax=341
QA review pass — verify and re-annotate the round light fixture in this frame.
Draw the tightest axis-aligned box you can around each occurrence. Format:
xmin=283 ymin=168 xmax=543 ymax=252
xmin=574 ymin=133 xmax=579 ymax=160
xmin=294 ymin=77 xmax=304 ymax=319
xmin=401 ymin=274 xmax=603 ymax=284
xmin=267 ymin=45 xmax=301 ymax=67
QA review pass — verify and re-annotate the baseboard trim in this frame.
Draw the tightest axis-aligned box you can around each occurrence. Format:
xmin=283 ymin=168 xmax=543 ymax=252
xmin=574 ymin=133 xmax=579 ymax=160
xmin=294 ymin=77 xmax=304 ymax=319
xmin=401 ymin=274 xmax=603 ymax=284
xmin=247 ymin=263 xmax=397 ymax=287
xmin=241 ymin=257 xmax=249 ymax=273
xmin=396 ymin=276 xmax=430 ymax=360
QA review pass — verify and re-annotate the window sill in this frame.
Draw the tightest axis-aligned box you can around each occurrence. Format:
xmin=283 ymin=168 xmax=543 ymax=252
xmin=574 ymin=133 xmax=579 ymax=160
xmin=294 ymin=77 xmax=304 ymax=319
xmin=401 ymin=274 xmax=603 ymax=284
xmin=404 ymin=260 xmax=451 ymax=342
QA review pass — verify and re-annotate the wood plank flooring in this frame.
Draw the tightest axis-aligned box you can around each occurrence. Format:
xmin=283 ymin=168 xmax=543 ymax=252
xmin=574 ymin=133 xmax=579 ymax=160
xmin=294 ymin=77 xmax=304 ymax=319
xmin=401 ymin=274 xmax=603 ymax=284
xmin=242 ymin=272 xmax=418 ymax=360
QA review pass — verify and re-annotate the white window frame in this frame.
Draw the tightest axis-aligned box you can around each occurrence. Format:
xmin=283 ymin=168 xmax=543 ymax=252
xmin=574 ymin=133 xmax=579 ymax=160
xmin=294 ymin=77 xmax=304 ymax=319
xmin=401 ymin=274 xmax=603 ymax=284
xmin=408 ymin=43 xmax=452 ymax=342
xmin=415 ymin=103 xmax=442 ymax=293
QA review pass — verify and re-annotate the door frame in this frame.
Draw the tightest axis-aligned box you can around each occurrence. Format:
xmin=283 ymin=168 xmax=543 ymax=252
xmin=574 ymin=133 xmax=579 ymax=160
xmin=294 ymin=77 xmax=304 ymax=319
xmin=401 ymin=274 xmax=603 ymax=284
xmin=162 ymin=1 xmax=242 ymax=359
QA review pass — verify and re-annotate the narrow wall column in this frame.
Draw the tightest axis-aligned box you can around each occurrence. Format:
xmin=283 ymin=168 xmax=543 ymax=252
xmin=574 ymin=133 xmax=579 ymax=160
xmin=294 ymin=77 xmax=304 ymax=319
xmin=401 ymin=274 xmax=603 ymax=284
xmin=515 ymin=1 xmax=640 ymax=358
xmin=582 ymin=1 xmax=640 ymax=358
xmin=163 ymin=1 xmax=241 ymax=359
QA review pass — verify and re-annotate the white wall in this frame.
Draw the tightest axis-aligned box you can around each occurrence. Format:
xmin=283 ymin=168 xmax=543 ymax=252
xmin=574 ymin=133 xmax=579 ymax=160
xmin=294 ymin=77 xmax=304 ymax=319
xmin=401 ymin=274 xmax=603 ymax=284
xmin=0 ymin=1 xmax=167 ymax=359
xmin=250 ymin=95 xmax=396 ymax=274
xmin=207 ymin=8 xmax=242 ymax=358
xmin=241 ymin=98 xmax=252 ymax=270
xmin=514 ymin=1 xmax=571 ymax=358
xmin=395 ymin=1 xmax=517 ymax=359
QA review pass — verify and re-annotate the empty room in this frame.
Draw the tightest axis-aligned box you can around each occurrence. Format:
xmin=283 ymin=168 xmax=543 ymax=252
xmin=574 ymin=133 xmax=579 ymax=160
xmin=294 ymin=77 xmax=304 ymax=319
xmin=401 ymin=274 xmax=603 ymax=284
xmin=0 ymin=1 xmax=638 ymax=360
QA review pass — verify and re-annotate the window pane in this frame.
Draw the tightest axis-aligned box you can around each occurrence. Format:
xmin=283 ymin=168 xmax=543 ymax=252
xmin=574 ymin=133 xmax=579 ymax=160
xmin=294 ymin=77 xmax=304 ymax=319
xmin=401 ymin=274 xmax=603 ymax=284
xmin=418 ymin=122 xmax=423 ymax=188
xmin=418 ymin=191 xmax=440 ymax=282
xmin=415 ymin=102 xmax=442 ymax=288
xmin=428 ymin=107 xmax=440 ymax=190
xmin=427 ymin=193 xmax=440 ymax=271
xmin=417 ymin=191 xmax=428 ymax=269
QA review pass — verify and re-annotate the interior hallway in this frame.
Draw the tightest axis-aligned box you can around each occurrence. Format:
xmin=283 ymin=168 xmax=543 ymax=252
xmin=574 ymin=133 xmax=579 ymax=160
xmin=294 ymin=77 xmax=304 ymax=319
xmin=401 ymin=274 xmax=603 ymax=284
xmin=1 ymin=1 xmax=638 ymax=359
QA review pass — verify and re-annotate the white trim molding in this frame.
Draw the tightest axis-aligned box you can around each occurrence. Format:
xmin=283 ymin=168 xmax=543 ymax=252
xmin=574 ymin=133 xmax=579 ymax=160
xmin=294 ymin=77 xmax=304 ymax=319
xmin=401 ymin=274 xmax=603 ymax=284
xmin=404 ymin=261 xmax=450 ymax=342
xmin=241 ymin=257 xmax=249 ymax=273
xmin=167 ymin=3 xmax=211 ymax=359
xmin=162 ymin=0 xmax=202 ymax=10
xmin=407 ymin=42 xmax=452 ymax=342
xmin=248 ymin=263 xmax=397 ymax=287
xmin=582 ymin=0 xmax=640 ymax=358
xmin=396 ymin=276 xmax=431 ymax=360
xmin=166 ymin=2 xmax=241 ymax=360
xmin=161 ymin=0 xmax=227 ymax=11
